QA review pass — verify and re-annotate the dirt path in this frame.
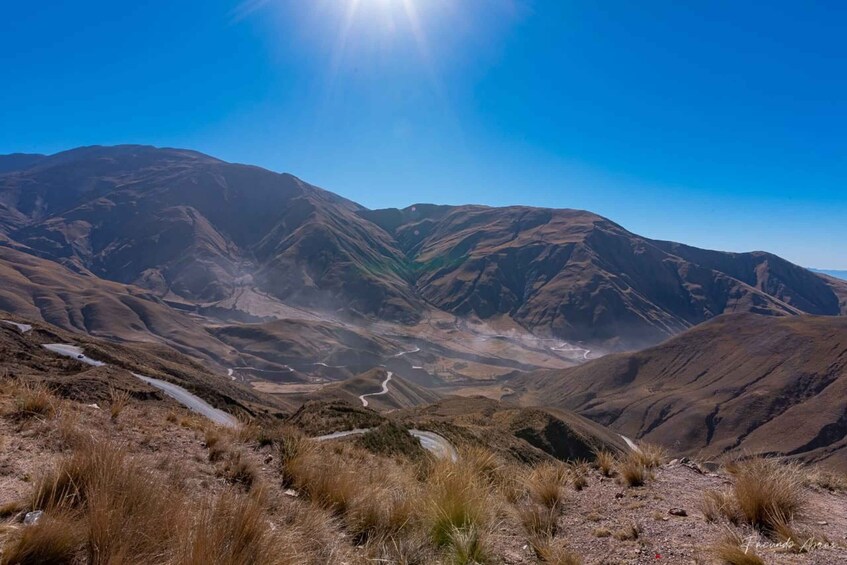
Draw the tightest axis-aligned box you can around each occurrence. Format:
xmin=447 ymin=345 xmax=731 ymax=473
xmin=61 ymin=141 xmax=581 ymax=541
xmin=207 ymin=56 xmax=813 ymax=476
xmin=359 ymin=371 xmax=393 ymax=407
xmin=42 ymin=343 xmax=238 ymax=427
xmin=312 ymin=426 xmax=458 ymax=461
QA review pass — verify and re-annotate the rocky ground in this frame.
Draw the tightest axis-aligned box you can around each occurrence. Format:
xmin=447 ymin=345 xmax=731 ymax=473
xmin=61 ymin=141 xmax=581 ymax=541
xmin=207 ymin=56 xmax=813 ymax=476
xmin=0 ymin=376 xmax=845 ymax=564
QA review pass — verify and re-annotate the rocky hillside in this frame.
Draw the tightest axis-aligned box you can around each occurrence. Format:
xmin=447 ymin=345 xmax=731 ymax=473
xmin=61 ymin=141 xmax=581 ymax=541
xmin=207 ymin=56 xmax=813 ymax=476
xmin=1 ymin=357 xmax=846 ymax=564
xmin=513 ymin=313 xmax=847 ymax=469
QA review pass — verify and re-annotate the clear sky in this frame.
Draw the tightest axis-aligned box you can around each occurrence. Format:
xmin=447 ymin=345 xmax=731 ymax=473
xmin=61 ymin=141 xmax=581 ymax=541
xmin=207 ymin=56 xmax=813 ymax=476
xmin=1 ymin=1 xmax=845 ymax=268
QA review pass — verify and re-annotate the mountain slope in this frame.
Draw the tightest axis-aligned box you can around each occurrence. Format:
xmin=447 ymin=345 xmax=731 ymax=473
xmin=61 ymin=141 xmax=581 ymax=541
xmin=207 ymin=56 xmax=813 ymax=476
xmin=0 ymin=145 xmax=420 ymax=322
xmin=0 ymin=245 xmax=237 ymax=367
xmin=1 ymin=144 xmax=845 ymax=352
xmin=512 ymin=313 xmax=847 ymax=468
xmin=366 ymin=204 xmax=847 ymax=347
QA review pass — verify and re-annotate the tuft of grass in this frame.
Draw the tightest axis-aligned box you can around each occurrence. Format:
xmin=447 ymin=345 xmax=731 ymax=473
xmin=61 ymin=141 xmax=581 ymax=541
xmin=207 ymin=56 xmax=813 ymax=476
xmin=518 ymin=502 xmax=558 ymax=541
xmin=713 ymin=533 xmax=765 ymax=565
xmin=593 ymin=527 xmax=611 ymax=538
xmin=700 ymin=490 xmax=739 ymax=524
xmin=346 ymin=483 xmax=418 ymax=542
xmin=732 ymin=458 xmax=805 ymax=532
xmin=276 ymin=427 xmax=312 ymax=487
xmin=531 ymin=538 xmax=582 ymax=564
xmin=593 ymin=450 xmax=616 ymax=477
xmin=219 ymin=450 xmax=260 ymax=490
xmin=0 ymin=512 xmax=83 ymax=565
xmin=527 ymin=462 xmax=569 ymax=509
xmin=617 ymin=452 xmax=648 ymax=487
xmin=0 ymin=499 xmax=27 ymax=519
xmin=633 ymin=442 xmax=666 ymax=468
xmin=612 ymin=523 xmax=640 ymax=541
xmin=9 ymin=381 xmax=55 ymax=420
xmin=425 ymin=460 xmax=490 ymax=549
xmin=570 ymin=464 xmax=588 ymax=491
xmin=446 ymin=525 xmax=490 ymax=565
xmin=803 ymin=467 xmax=847 ymax=492
xmin=180 ymin=491 xmax=290 ymax=565
xmin=108 ymin=387 xmax=131 ymax=421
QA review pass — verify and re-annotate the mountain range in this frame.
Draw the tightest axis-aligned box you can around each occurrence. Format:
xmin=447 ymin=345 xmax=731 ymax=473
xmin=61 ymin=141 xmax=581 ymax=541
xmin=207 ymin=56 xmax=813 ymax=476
xmin=2 ymin=144 xmax=846 ymax=468
xmin=1 ymin=144 xmax=844 ymax=354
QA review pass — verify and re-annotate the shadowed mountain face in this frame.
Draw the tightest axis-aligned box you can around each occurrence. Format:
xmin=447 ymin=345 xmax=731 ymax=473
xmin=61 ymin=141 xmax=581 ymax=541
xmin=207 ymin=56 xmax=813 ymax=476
xmin=513 ymin=313 xmax=847 ymax=467
xmin=0 ymin=145 xmax=418 ymax=322
xmin=363 ymin=204 xmax=847 ymax=347
xmin=1 ymin=145 xmax=845 ymax=350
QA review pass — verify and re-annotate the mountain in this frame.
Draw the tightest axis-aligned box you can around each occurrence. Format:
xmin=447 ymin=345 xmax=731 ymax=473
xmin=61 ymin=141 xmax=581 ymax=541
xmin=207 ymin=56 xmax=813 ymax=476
xmin=1 ymin=144 xmax=845 ymax=355
xmin=512 ymin=313 xmax=847 ymax=467
xmin=0 ymin=153 xmax=46 ymax=174
xmin=0 ymin=145 xmax=419 ymax=322
xmin=0 ymin=245 xmax=236 ymax=367
xmin=364 ymin=204 xmax=847 ymax=347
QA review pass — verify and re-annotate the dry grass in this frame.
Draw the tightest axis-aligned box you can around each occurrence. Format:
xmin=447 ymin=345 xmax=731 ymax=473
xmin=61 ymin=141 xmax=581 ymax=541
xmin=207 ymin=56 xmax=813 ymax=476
xmin=518 ymin=502 xmax=559 ymax=540
xmin=7 ymin=381 xmax=56 ymax=420
xmin=425 ymin=459 xmax=491 ymax=549
xmin=180 ymin=491 xmax=292 ymax=565
xmin=107 ymin=387 xmax=131 ymax=421
xmin=617 ymin=452 xmax=648 ymax=487
xmin=594 ymin=450 xmax=616 ymax=477
xmin=804 ymin=467 xmax=847 ymax=492
xmin=218 ymin=450 xmax=260 ymax=490
xmin=612 ymin=522 xmax=640 ymax=541
xmin=633 ymin=442 xmax=666 ymax=468
xmin=700 ymin=489 xmax=739 ymax=524
xmin=0 ymin=512 xmax=82 ymax=565
xmin=532 ymin=539 xmax=582 ymax=564
xmin=527 ymin=462 xmax=569 ymax=509
xmin=446 ymin=525 xmax=491 ymax=565
xmin=732 ymin=458 xmax=805 ymax=532
xmin=713 ymin=533 xmax=765 ymax=565
xmin=16 ymin=435 xmax=304 ymax=564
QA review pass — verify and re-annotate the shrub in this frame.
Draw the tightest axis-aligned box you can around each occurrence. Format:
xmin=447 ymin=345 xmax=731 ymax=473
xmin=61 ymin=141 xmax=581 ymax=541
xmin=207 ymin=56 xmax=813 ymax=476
xmin=357 ymin=422 xmax=425 ymax=459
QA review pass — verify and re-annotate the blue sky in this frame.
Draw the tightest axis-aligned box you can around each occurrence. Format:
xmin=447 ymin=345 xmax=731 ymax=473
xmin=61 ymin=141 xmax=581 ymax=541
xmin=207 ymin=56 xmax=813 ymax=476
xmin=1 ymin=1 xmax=845 ymax=268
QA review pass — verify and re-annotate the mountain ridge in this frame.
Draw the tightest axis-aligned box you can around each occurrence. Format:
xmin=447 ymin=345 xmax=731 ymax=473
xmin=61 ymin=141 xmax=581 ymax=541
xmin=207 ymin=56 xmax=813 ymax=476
xmin=1 ymin=144 xmax=845 ymax=352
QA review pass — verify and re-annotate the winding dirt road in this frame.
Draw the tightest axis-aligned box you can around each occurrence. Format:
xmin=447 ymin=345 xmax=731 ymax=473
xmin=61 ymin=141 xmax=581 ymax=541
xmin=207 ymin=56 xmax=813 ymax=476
xmin=42 ymin=343 xmax=238 ymax=427
xmin=358 ymin=371 xmax=393 ymax=407
xmin=313 ymin=427 xmax=458 ymax=461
